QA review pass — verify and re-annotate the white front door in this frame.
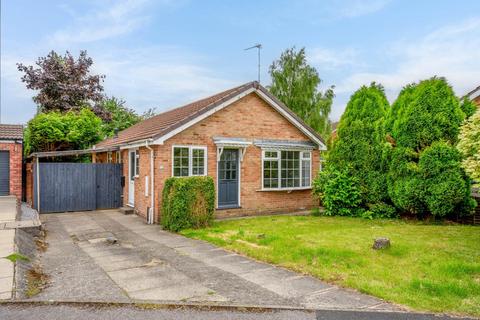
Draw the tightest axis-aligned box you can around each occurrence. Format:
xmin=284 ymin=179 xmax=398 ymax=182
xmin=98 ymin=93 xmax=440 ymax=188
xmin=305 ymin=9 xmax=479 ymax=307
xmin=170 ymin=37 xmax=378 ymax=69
xmin=128 ymin=149 xmax=136 ymax=205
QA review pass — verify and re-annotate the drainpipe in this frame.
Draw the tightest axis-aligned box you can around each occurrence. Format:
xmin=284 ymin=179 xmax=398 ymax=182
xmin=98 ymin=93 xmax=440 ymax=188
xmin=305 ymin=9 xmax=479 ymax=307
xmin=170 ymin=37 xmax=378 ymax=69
xmin=145 ymin=140 xmax=154 ymax=224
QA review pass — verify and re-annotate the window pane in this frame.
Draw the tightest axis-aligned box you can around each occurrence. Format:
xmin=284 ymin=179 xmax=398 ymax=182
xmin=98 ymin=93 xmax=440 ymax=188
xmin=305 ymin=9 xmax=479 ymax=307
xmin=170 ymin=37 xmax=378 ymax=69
xmin=302 ymin=159 xmax=311 ymax=187
xmin=130 ymin=152 xmax=135 ymax=179
xmin=263 ymin=159 xmax=279 ymax=188
xmin=265 ymin=151 xmax=278 ymax=158
xmin=173 ymin=147 xmax=189 ymax=177
xmin=280 ymin=151 xmax=300 ymax=188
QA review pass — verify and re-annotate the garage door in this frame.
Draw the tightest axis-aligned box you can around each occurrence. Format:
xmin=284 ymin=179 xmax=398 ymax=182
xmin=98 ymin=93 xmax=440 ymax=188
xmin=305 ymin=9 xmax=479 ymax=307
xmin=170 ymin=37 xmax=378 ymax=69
xmin=0 ymin=151 xmax=9 ymax=196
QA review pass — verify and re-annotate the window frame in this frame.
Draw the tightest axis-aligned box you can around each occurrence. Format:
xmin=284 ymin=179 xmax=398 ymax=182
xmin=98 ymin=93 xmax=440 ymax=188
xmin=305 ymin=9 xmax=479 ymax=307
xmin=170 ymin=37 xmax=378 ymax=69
xmin=261 ymin=149 xmax=312 ymax=191
xmin=171 ymin=145 xmax=208 ymax=177
xmin=135 ymin=149 xmax=140 ymax=177
xmin=116 ymin=151 xmax=122 ymax=164
xmin=107 ymin=151 xmax=113 ymax=163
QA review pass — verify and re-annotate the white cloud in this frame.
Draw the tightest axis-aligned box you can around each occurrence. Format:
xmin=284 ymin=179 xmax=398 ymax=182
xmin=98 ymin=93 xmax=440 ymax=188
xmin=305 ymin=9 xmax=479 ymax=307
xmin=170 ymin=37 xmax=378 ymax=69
xmin=91 ymin=46 xmax=238 ymax=112
xmin=337 ymin=0 xmax=391 ymax=18
xmin=309 ymin=47 xmax=360 ymax=69
xmin=49 ymin=0 xmax=153 ymax=45
xmin=336 ymin=18 xmax=480 ymax=100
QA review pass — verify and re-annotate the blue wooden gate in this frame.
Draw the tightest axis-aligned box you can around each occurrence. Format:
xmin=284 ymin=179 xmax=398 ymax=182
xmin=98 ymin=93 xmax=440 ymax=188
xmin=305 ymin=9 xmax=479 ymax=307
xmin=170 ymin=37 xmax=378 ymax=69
xmin=33 ymin=163 xmax=123 ymax=213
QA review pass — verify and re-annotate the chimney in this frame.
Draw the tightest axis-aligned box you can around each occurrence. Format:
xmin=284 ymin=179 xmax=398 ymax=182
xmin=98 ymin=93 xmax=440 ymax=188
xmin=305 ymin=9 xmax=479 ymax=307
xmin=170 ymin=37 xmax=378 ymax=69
xmin=113 ymin=128 xmax=119 ymax=138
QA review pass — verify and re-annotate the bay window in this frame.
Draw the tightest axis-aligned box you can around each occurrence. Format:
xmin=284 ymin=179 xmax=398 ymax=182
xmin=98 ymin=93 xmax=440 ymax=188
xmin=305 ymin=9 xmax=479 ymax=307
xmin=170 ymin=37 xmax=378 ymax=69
xmin=262 ymin=150 xmax=311 ymax=189
xmin=173 ymin=146 xmax=207 ymax=177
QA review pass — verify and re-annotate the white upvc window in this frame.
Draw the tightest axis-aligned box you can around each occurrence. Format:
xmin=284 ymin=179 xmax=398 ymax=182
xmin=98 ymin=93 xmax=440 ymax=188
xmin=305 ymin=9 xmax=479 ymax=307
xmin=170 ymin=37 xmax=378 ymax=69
xmin=262 ymin=149 xmax=312 ymax=190
xmin=116 ymin=151 xmax=122 ymax=164
xmin=135 ymin=150 xmax=140 ymax=176
xmin=172 ymin=146 xmax=207 ymax=177
xmin=107 ymin=151 xmax=113 ymax=163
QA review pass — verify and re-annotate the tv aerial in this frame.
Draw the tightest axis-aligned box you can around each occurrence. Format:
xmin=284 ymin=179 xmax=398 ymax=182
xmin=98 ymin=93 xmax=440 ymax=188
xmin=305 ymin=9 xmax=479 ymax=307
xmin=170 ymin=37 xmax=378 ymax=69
xmin=244 ymin=43 xmax=262 ymax=83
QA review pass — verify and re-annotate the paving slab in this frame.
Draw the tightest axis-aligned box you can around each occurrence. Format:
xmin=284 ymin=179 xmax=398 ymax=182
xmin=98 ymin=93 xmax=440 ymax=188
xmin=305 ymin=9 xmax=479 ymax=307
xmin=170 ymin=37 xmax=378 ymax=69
xmin=35 ymin=210 xmax=402 ymax=311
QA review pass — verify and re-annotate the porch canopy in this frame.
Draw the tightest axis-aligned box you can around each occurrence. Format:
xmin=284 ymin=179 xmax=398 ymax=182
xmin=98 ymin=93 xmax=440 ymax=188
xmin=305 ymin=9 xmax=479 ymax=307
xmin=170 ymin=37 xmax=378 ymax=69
xmin=213 ymin=137 xmax=252 ymax=161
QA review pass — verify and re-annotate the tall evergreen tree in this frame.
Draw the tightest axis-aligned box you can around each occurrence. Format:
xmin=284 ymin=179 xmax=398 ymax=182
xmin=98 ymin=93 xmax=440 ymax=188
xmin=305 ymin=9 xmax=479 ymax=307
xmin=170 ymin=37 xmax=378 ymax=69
xmin=269 ymin=47 xmax=334 ymax=137
xmin=328 ymin=83 xmax=390 ymax=206
xmin=386 ymin=77 xmax=475 ymax=218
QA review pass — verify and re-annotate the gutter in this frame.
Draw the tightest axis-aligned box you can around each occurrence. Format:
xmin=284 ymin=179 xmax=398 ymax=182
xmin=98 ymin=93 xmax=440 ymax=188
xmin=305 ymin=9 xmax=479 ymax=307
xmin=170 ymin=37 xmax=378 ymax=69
xmin=145 ymin=140 xmax=155 ymax=224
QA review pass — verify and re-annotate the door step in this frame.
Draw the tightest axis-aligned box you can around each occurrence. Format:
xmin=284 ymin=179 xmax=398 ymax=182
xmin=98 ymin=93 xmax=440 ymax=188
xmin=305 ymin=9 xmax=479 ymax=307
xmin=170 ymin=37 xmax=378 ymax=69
xmin=119 ymin=207 xmax=134 ymax=215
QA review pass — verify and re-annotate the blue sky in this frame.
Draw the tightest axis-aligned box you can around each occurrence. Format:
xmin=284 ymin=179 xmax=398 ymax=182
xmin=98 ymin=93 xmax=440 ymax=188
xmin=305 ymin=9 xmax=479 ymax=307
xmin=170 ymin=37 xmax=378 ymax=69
xmin=1 ymin=0 xmax=480 ymax=124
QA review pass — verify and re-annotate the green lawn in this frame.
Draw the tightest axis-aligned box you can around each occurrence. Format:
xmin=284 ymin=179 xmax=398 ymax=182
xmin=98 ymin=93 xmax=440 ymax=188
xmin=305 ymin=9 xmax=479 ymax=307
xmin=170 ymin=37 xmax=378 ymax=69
xmin=181 ymin=215 xmax=480 ymax=317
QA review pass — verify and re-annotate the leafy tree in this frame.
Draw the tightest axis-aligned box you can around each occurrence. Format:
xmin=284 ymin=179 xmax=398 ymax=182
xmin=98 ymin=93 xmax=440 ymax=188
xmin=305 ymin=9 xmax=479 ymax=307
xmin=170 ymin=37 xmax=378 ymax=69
xmin=269 ymin=47 xmax=334 ymax=137
xmin=457 ymin=108 xmax=480 ymax=183
xmin=327 ymin=83 xmax=390 ymax=206
xmin=17 ymin=50 xmax=109 ymax=120
xmin=24 ymin=108 xmax=102 ymax=156
xmin=386 ymin=77 xmax=474 ymax=218
xmin=100 ymin=97 xmax=142 ymax=138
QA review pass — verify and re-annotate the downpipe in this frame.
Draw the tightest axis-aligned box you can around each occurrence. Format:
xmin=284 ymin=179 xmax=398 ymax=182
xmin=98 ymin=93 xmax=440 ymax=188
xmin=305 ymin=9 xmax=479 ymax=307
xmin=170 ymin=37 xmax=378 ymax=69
xmin=145 ymin=140 xmax=154 ymax=224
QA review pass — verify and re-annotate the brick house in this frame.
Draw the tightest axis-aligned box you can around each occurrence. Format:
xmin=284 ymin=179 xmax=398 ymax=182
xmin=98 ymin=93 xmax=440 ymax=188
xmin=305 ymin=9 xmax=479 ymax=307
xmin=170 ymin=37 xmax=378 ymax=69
xmin=0 ymin=124 xmax=23 ymax=200
xmin=93 ymin=82 xmax=327 ymax=222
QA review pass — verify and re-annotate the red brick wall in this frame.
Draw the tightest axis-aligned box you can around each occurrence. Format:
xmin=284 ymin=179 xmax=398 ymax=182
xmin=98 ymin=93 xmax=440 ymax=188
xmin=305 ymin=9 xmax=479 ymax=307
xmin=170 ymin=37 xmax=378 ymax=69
xmin=0 ymin=141 xmax=23 ymax=200
xmin=156 ymin=92 xmax=320 ymax=220
xmin=99 ymin=92 xmax=323 ymax=222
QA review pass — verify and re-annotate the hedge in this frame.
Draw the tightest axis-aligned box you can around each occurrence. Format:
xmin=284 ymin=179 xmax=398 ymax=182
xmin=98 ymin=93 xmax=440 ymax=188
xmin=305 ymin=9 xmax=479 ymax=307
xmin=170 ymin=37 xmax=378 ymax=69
xmin=161 ymin=176 xmax=215 ymax=232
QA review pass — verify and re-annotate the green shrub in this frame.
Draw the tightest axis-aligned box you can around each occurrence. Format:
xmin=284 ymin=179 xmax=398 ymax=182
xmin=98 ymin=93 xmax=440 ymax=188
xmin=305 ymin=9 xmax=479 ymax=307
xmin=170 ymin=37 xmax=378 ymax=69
xmin=366 ymin=202 xmax=398 ymax=219
xmin=313 ymin=168 xmax=362 ymax=216
xmin=161 ymin=176 xmax=215 ymax=232
xmin=419 ymin=142 xmax=476 ymax=217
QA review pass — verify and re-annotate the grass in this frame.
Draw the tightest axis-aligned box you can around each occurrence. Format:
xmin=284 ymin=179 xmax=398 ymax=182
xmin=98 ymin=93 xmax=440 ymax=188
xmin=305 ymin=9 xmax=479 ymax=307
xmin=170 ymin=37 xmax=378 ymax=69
xmin=180 ymin=215 xmax=480 ymax=317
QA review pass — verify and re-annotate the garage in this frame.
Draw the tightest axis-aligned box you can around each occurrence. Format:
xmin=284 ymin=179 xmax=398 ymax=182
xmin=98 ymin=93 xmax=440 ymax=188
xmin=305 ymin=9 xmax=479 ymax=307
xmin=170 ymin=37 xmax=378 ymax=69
xmin=0 ymin=151 xmax=9 ymax=195
xmin=0 ymin=124 xmax=23 ymax=199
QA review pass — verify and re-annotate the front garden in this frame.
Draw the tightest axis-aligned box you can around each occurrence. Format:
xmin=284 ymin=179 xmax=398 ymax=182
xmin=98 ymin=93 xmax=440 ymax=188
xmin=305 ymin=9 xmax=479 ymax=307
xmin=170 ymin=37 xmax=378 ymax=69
xmin=181 ymin=215 xmax=480 ymax=317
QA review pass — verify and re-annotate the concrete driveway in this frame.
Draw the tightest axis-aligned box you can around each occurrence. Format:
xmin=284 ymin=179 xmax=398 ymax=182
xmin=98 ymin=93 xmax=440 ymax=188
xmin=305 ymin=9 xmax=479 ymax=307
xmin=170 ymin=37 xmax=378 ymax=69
xmin=34 ymin=210 xmax=400 ymax=311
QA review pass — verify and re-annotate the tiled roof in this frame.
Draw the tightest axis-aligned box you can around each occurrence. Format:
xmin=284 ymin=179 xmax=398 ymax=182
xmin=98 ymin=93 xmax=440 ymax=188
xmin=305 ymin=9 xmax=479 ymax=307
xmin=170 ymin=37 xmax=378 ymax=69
xmin=95 ymin=81 xmax=325 ymax=149
xmin=0 ymin=124 xmax=23 ymax=140
xmin=464 ymin=85 xmax=480 ymax=100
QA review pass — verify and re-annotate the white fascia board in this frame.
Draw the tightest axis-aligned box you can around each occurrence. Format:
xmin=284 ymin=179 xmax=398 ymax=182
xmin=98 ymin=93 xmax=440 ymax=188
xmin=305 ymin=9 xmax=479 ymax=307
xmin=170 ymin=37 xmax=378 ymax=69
xmin=152 ymin=88 xmax=256 ymax=145
xmin=151 ymin=87 xmax=327 ymax=151
xmin=255 ymin=90 xmax=327 ymax=150
xmin=118 ymin=139 xmax=153 ymax=150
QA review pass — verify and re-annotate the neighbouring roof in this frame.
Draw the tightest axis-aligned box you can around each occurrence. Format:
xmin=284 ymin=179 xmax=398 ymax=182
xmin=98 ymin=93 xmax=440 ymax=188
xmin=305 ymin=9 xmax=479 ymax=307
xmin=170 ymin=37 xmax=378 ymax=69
xmin=464 ymin=85 xmax=480 ymax=100
xmin=94 ymin=81 xmax=325 ymax=149
xmin=0 ymin=124 xmax=23 ymax=140
xmin=331 ymin=121 xmax=339 ymax=132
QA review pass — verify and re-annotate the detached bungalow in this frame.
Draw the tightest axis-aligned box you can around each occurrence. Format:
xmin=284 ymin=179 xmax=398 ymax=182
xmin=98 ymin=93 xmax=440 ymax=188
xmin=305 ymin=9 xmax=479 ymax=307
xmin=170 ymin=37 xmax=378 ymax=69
xmin=93 ymin=82 xmax=327 ymax=223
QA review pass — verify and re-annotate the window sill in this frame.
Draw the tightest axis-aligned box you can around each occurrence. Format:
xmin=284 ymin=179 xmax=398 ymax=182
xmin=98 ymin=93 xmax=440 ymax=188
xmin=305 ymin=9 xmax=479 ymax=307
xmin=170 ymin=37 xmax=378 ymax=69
xmin=257 ymin=187 xmax=312 ymax=192
xmin=216 ymin=205 xmax=241 ymax=210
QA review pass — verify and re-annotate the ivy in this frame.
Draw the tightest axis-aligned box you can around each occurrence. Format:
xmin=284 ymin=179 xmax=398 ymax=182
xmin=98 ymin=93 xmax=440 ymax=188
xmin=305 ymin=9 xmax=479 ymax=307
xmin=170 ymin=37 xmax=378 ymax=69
xmin=161 ymin=176 xmax=215 ymax=232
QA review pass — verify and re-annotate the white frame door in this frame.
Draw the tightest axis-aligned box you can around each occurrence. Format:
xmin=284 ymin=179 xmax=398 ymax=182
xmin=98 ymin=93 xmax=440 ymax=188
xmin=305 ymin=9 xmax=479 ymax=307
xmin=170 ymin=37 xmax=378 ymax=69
xmin=128 ymin=149 xmax=136 ymax=206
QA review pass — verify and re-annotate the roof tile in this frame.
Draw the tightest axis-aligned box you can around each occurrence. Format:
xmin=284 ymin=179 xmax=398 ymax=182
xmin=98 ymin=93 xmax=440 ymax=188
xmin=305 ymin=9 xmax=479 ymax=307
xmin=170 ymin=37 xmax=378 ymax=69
xmin=0 ymin=124 xmax=23 ymax=140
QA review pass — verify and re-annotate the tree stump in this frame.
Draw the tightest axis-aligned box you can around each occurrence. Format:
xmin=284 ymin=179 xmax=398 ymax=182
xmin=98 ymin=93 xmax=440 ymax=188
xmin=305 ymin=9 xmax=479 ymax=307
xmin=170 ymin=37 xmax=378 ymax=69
xmin=372 ymin=237 xmax=390 ymax=250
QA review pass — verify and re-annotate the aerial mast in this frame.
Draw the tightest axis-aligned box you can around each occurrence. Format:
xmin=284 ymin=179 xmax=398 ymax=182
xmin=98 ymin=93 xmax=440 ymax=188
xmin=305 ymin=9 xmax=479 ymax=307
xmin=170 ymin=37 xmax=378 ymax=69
xmin=244 ymin=43 xmax=262 ymax=83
